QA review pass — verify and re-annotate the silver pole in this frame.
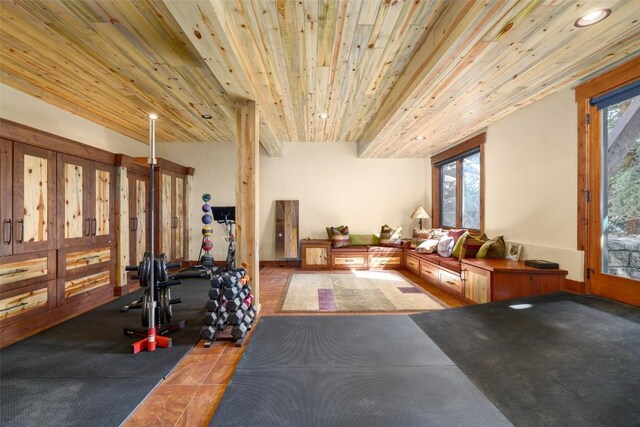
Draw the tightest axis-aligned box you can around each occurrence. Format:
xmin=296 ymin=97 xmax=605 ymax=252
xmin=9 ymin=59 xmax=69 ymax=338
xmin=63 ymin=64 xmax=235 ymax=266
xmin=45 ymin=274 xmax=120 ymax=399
xmin=148 ymin=114 xmax=158 ymax=339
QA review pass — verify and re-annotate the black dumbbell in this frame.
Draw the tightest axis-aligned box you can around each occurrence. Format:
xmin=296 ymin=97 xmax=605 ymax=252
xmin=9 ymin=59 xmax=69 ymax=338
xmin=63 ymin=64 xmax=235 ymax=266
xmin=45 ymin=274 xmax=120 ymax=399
xmin=206 ymin=299 xmax=220 ymax=312
xmin=226 ymin=296 xmax=245 ymax=312
xmin=211 ymin=274 xmax=224 ymax=288
xmin=241 ymin=313 xmax=255 ymax=327
xmin=208 ymin=287 xmax=221 ymax=300
xmin=224 ymin=285 xmax=240 ymax=300
xmin=232 ymin=322 xmax=249 ymax=340
xmin=228 ymin=308 xmax=246 ymax=325
xmin=222 ymin=273 xmax=237 ymax=287
xmin=215 ymin=312 xmax=229 ymax=330
xmin=203 ymin=311 xmax=217 ymax=326
xmin=238 ymin=287 xmax=250 ymax=300
xmin=201 ymin=325 xmax=217 ymax=341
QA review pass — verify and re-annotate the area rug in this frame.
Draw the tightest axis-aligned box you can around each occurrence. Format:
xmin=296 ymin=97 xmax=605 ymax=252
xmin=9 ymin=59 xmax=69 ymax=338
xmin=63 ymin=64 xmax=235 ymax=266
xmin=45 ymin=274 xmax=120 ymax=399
xmin=278 ymin=271 xmax=444 ymax=312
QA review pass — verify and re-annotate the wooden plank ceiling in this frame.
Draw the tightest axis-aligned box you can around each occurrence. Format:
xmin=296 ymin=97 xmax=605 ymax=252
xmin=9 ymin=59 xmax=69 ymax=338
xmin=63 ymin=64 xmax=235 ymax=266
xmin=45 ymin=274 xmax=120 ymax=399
xmin=1 ymin=0 xmax=639 ymax=158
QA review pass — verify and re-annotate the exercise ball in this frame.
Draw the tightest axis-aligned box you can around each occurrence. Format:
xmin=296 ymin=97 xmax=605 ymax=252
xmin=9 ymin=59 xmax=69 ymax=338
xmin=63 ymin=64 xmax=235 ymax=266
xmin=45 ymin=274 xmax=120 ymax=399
xmin=202 ymin=193 xmax=211 ymax=202
xmin=202 ymin=239 xmax=213 ymax=251
xmin=202 ymin=213 xmax=213 ymax=224
xmin=202 ymin=225 xmax=213 ymax=236
xmin=202 ymin=203 xmax=211 ymax=213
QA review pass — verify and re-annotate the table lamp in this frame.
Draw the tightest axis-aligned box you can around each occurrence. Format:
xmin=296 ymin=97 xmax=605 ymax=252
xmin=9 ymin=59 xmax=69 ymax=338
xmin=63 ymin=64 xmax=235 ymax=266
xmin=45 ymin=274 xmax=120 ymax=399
xmin=410 ymin=206 xmax=430 ymax=229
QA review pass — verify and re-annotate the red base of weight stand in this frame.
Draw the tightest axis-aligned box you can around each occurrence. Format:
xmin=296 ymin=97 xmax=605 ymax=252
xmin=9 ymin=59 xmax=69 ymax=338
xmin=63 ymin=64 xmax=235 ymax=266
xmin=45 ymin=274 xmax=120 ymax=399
xmin=130 ymin=328 xmax=172 ymax=354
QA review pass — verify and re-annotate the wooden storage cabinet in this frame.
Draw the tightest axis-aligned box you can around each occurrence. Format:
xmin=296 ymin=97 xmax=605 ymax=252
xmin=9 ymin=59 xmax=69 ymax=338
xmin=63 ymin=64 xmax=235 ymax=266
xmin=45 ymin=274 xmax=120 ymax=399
xmin=127 ymin=171 xmax=149 ymax=270
xmin=368 ymin=248 xmax=403 ymax=270
xmin=1 ymin=140 xmax=57 ymax=255
xmin=301 ymin=240 xmax=331 ymax=270
xmin=57 ymin=154 xmax=115 ymax=247
xmin=331 ymin=252 xmax=368 ymax=269
xmin=439 ymin=269 xmax=463 ymax=297
xmin=405 ymin=254 xmax=420 ymax=275
xmin=461 ymin=259 xmax=568 ymax=303
xmin=419 ymin=260 xmax=439 ymax=286
xmin=0 ymin=280 xmax=56 ymax=326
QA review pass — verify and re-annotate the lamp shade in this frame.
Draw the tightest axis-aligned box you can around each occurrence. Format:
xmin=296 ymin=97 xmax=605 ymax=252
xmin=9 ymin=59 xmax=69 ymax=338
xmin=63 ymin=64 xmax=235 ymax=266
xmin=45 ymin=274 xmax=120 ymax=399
xmin=410 ymin=206 xmax=430 ymax=219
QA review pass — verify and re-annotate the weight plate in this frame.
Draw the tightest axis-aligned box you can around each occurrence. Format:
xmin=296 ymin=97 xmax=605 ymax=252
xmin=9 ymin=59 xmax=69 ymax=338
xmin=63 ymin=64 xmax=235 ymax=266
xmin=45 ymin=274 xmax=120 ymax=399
xmin=141 ymin=292 xmax=150 ymax=328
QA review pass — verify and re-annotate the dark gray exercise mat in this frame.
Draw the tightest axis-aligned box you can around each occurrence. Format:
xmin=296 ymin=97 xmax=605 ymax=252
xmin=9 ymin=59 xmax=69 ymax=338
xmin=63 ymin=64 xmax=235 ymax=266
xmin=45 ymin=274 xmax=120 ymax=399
xmin=210 ymin=315 xmax=512 ymax=427
xmin=0 ymin=277 xmax=210 ymax=427
xmin=410 ymin=292 xmax=640 ymax=427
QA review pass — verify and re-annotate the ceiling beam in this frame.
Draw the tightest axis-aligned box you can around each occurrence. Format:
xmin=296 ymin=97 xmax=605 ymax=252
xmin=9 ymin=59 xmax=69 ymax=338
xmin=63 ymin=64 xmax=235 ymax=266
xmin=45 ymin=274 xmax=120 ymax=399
xmin=162 ymin=0 xmax=283 ymax=157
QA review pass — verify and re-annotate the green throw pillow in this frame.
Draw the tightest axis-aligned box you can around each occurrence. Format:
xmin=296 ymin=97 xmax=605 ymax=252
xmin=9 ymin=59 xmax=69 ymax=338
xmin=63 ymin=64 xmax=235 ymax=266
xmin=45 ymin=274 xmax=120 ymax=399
xmin=451 ymin=231 xmax=470 ymax=258
xmin=350 ymin=234 xmax=380 ymax=246
xmin=477 ymin=236 xmax=506 ymax=259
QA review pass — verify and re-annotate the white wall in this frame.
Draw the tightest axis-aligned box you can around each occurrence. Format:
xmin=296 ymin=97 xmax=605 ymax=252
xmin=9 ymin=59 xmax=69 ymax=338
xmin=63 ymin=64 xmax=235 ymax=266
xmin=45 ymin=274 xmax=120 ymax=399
xmin=260 ymin=142 xmax=426 ymax=260
xmin=157 ymin=142 xmax=236 ymax=261
xmin=0 ymin=83 xmax=148 ymax=156
xmin=484 ymin=88 xmax=584 ymax=280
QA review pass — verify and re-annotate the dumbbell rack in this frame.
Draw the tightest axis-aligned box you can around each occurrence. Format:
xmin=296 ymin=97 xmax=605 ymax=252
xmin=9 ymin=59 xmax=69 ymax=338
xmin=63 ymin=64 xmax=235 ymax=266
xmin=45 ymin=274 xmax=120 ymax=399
xmin=201 ymin=268 xmax=257 ymax=348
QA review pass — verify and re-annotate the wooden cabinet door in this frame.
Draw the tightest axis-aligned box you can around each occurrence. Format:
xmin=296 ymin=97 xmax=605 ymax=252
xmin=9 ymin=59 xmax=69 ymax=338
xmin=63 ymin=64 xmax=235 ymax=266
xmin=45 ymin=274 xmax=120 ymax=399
xmin=157 ymin=171 xmax=173 ymax=258
xmin=462 ymin=264 xmax=491 ymax=303
xmin=128 ymin=172 xmax=149 ymax=267
xmin=174 ymin=175 xmax=185 ymax=261
xmin=0 ymin=139 xmax=13 ymax=256
xmin=12 ymin=143 xmax=56 ymax=254
xmin=92 ymin=162 xmax=115 ymax=244
xmin=57 ymin=154 xmax=91 ymax=247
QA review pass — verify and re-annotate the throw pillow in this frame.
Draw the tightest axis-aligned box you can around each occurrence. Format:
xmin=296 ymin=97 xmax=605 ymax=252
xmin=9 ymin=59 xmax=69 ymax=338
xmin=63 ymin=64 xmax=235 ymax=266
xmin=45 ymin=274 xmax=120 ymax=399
xmin=476 ymin=236 xmax=506 ymax=259
xmin=350 ymin=234 xmax=380 ymax=246
xmin=416 ymin=238 xmax=440 ymax=254
xmin=431 ymin=228 xmax=447 ymax=240
xmin=379 ymin=224 xmax=403 ymax=246
xmin=411 ymin=228 xmax=432 ymax=249
xmin=330 ymin=226 xmax=350 ymax=248
xmin=448 ymin=228 xmax=468 ymax=245
xmin=460 ymin=233 xmax=488 ymax=259
xmin=326 ymin=225 xmax=345 ymax=240
xmin=437 ymin=235 xmax=455 ymax=258
xmin=451 ymin=231 xmax=470 ymax=258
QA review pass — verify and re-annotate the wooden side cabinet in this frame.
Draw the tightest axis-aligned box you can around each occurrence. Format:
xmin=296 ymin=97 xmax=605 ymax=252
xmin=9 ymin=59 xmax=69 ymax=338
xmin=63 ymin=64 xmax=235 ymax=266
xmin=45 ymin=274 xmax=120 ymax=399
xmin=462 ymin=259 xmax=568 ymax=303
xmin=301 ymin=239 xmax=331 ymax=270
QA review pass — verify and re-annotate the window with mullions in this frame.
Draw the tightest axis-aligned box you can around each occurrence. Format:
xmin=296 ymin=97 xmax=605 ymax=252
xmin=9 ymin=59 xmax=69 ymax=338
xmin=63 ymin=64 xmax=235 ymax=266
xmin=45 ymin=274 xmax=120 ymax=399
xmin=432 ymin=134 xmax=485 ymax=231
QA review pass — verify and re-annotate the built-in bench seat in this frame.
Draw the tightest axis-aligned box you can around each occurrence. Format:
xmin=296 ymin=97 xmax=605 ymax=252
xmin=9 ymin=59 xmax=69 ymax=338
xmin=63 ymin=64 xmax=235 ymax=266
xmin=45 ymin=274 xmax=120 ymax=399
xmin=331 ymin=245 xmax=403 ymax=270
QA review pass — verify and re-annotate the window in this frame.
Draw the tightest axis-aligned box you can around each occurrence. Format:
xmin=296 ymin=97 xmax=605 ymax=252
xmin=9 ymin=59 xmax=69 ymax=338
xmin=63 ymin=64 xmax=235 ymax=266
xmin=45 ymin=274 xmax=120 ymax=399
xmin=432 ymin=134 xmax=485 ymax=231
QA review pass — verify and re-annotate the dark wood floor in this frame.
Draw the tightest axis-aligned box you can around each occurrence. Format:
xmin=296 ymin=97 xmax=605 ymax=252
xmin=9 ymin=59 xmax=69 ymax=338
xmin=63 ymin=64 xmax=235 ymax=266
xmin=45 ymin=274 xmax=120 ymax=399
xmin=123 ymin=267 xmax=466 ymax=426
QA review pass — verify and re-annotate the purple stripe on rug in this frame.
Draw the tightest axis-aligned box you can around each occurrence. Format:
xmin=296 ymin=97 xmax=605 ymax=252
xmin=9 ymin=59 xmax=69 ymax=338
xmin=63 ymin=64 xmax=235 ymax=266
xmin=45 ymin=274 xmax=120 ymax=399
xmin=318 ymin=289 xmax=337 ymax=311
xmin=398 ymin=287 xmax=422 ymax=294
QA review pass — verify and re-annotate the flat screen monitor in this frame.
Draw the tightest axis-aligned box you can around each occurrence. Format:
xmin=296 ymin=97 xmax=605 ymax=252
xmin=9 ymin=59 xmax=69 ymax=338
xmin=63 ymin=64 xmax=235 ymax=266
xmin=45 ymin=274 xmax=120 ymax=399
xmin=212 ymin=206 xmax=235 ymax=222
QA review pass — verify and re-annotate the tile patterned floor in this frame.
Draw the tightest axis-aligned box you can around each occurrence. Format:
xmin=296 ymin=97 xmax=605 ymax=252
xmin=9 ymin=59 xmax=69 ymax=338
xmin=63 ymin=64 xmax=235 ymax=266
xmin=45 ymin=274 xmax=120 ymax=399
xmin=123 ymin=267 xmax=467 ymax=426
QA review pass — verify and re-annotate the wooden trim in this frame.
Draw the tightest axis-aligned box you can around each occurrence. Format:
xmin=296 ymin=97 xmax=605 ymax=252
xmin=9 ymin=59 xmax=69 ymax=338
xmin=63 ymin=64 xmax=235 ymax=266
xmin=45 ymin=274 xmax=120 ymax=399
xmin=574 ymin=57 xmax=640 ymax=304
xmin=431 ymin=133 xmax=486 ymax=165
xmin=431 ymin=133 xmax=485 ymax=230
xmin=0 ymin=119 xmax=116 ymax=165
xmin=565 ymin=279 xmax=586 ymax=295
xmin=115 ymin=154 xmax=148 ymax=175
xmin=260 ymin=260 xmax=301 ymax=268
xmin=134 ymin=157 xmax=193 ymax=176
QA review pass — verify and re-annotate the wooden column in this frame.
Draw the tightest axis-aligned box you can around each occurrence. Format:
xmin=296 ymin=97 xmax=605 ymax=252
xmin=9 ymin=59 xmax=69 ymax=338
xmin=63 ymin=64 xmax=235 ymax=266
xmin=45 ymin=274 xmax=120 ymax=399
xmin=236 ymin=101 xmax=260 ymax=307
xmin=115 ymin=165 xmax=129 ymax=295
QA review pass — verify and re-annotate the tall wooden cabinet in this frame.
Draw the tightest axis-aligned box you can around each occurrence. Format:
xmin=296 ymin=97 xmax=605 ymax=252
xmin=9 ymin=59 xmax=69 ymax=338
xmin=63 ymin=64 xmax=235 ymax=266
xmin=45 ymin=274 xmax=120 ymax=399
xmin=135 ymin=158 xmax=193 ymax=262
xmin=1 ymin=120 xmax=117 ymax=347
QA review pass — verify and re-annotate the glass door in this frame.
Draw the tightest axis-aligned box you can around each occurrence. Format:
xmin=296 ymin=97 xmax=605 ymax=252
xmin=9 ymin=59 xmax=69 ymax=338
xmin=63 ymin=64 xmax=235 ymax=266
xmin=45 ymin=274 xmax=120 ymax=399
xmin=588 ymin=81 xmax=640 ymax=305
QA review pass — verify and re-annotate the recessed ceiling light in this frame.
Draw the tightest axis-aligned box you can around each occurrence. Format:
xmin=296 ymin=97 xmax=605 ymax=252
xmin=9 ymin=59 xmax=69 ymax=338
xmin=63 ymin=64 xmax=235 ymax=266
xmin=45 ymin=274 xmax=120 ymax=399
xmin=201 ymin=114 xmax=213 ymax=119
xmin=574 ymin=9 xmax=611 ymax=27
xmin=415 ymin=136 xmax=426 ymax=141
xmin=148 ymin=113 xmax=158 ymax=120
xmin=319 ymin=112 xmax=329 ymax=119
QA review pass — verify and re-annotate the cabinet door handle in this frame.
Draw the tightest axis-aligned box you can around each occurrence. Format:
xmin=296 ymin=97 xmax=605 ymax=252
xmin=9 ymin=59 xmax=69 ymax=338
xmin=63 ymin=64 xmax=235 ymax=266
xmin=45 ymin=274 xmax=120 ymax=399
xmin=3 ymin=219 xmax=11 ymax=244
xmin=16 ymin=219 xmax=24 ymax=243
xmin=130 ymin=217 xmax=138 ymax=231
xmin=0 ymin=302 xmax=28 ymax=313
xmin=172 ymin=216 xmax=178 ymax=229
xmin=0 ymin=268 xmax=28 ymax=277
xmin=91 ymin=218 xmax=97 ymax=236
xmin=85 ymin=218 xmax=91 ymax=236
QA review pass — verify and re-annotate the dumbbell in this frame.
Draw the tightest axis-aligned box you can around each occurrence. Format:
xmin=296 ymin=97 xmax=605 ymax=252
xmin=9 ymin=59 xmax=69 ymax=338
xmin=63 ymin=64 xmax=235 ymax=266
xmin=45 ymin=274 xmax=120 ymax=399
xmin=205 ymin=299 xmax=220 ymax=312
xmin=223 ymin=284 xmax=240 ymax=300
xmin=201 ymin=325 xmax=217 ymax=341
xmin=238 ymin=286 xmax=250 ymax=301
xmin=228 ymin=308 xmax=246 ymax=325
xmin=215 ymin=312 xmax=229 ymax=330
xmin=232 ymin=322 xmax=249 ymax=340
xmin=222 ymin=274 xmax=238 ymax=288
xmin=208 ymin=287 xmax=221 ymax=300
xmin=203 ymin=311 xmax=217 ymax=326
